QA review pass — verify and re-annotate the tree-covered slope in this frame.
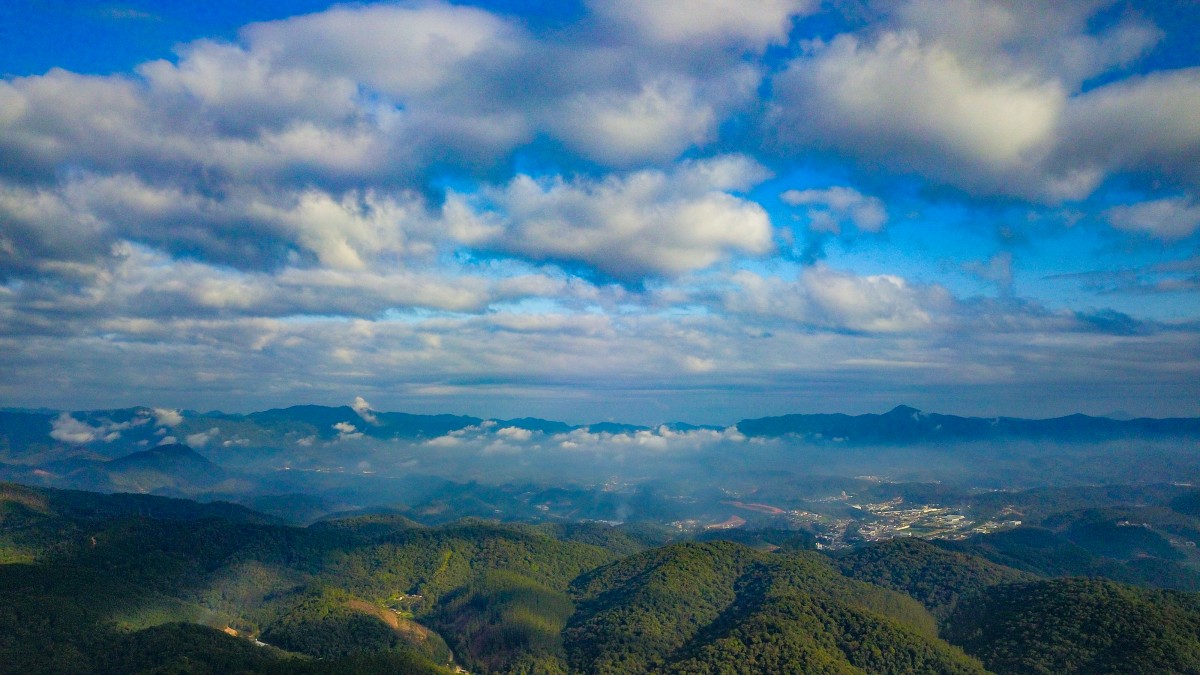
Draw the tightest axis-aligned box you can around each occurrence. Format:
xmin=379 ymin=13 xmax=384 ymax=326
xmin=945 ymin=578 xmax=1200 ymax=674
xmin=564 ymin=541 xmax=984 ymax=674
xmin=6 ymin=483 xmax=1200 ymax=674
xmin=941 ymin=524 xmax=1200 ymax=592
xmin=0 ymin=485 xmax=629 ymax=674
xmin=836 ymin=538 xmax=1035 ymax=619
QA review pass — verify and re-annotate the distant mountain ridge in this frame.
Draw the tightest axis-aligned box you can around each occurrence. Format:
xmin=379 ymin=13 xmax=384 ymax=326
xmin=24 ymin=443 xmax=233 ymax=497
xmin=4 ymin=403 xmax=1198 ymax=449
xmin=735 ymin=404 xmax=1200 ymax=444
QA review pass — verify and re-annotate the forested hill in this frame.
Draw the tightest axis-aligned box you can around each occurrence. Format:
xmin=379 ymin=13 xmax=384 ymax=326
xmin=3 ymin=483 xmax=1200 ymax=673
xmin=565 ymin=540 xmax=983 ymax=673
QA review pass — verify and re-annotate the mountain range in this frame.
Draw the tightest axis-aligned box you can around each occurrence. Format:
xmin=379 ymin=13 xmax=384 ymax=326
xmin=2 ymin=403 xmax=1199 ymax=525
xmin=4 ymin=403 xmax=1198 ymax=455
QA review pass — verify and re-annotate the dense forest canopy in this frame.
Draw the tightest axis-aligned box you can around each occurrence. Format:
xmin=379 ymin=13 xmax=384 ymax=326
xmin=3 ymin=482 xmax=1200 ymax=674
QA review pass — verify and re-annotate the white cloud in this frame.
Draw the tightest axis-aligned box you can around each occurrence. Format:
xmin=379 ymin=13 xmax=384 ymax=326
xmin=495 ymin=426 xmax=533 ymax=441
xmin=351 ymin=396 xmax=378 ymax=424
xmin=0 ymin=180 xmax=118 ymax=278
xmin=244 ymin=189 xmax=425 ymax=271
xmin=153 ymin=408 xmax=183 ymax=427
xmin=767 ymin=1 xmax=1174 ymax=201
xmin=547 ymin=425 xmax=749 ymax=454
xmin=48 ymin=410 xmax=155 ymax=444
xmin=0 ymin=0 xmax=792 ymax=290
xmin=758 ymin=0 xmax=1200 ymax=201
xmin=720 ymin=270 xmax=812 ymax=322
xmin=722 ymin=266 xmax=954 ymax=333
xmin=0 ymin=0 xmax=775 ymax=193
xmin=551 ymin=77 xmax=724 ymax=166
xmin=0 ymin=8 xmax=518 ymax=199
xmin=781 ymin=187 xmax=887 ymax=233
xmin=892 ymin=0 xmax=1160 ymax=87
xmin=5 ymin=279 xmax=1194 ymax=423
xmin=446 ymin=156 xmax=774 ymax=280
xmin=136 ymin=39 xmax=359 ymax=131
xmin=333 ymin=421 xmax=363 ymax=440
xmin=185 ymin=427 xmax=219 ymax=448
xmin=773 ymin=31 xmax=1068 ymax=197
xmin=804 ymin=266 xmax=950 ymax=332
xmin=1061 ymin=68 xmax=1200 ymax=188
xmin=49 ymin=413 xmax=98 ymax=444
xmin=0 ymin=0 xmax=1197 ymax=425
xmin=58 ymin=175 xmax=433 ymax=272
xmin=241 ymin=3 xmax=520 ymax=99
xmin=426 ymin=434 xmax=461 ymax=448
xmin=590 ymin=0 xmax=815 ymax=49
xmin=52 ymin=243 xmax=574 ymax=322
xmin=1105 ymin=198 xmax=1200 ymax=241
xmin=426 ymin=421 xmax=749 ymax=457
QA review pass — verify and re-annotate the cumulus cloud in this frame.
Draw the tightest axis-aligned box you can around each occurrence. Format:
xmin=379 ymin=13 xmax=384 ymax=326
xmin=0 ymin=0 xmax=791 ymax=295
xmin=1060 ymin=68 xmax=1200 ymax=189
xmin=805 ymin=267 xmax=944 ymax=332
xmin=153 ymin=408 xmax=183 ymax=427
xmin=185 ymin=428 xmax=219 ymax=448
xmin=495 ymin=426 xmax=533 ymax=442
xmin=1105 ymin=198 xmax=1200 ymax=241
xmin=891 ymin=0 xmax=1160 ymax=87
xmin=0 ymin=4 xmax=535 ymax=190
xmin=767 ymin=0 xmax=1182 ymax=201
xmin=446 ymin=156 xmax=774 ymax=280
xmin=121 ymin=245 xmax=572 ymax=318
xmin=0 ymin=181 xmax=113 ymax=278
xmin=240 ymin=3 xmax=520 ymax=99
xmin=590 ymin=0 xmax=814 ymax=49
xmin=781 ymin=187 xmax=887 ymax=234
xmin=351 ymin=396 xmax=378 ymax=424
xmin=772 ymin=30 xmax=1069 ymax=197
xmin=1 ymin=0 xmax=1198 ymax=423
xmin=135 ymin=38 xmax=360 ymax=133
xmin=49 ymin=413 xmax=99 ymax=444
xmin=49 ymin=410 xmax=154 ymax=444
xmin=38 ymin=175 xmax=432 ymax=273
xmin=550 ymin=77 xmax=729 ymax=166
xmin=721 ymin=266 xmax=953 ymax=333
xmin=333 ymin=421 xmax=363 ymax=440
xmin=0 ymin=0 xmax=777 ymax=195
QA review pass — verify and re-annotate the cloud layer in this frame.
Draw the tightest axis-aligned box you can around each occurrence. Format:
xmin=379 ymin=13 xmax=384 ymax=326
xmin=1 ymin=0 xmax=1198 ymax=421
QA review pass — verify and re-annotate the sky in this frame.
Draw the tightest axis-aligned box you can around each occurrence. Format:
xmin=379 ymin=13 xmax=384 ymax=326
xmin=0 ymin=0 xmax=1198 ymax=424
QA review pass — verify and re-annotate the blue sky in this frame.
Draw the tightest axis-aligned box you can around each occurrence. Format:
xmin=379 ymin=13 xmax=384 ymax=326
xmin=0 ymin=0 xmax=1197 ymax=423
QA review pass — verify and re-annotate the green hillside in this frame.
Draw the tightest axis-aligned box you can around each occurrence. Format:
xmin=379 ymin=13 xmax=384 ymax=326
xmin=946 ymin=578 xmax=1200 ymax=674
xmin=565 ymin=541 xmax=983 ymax=674
xmin=836 ymin=538 xmax=1035 ymax=619
xmin=5 ymin=483 xmax=1200 ymax=674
